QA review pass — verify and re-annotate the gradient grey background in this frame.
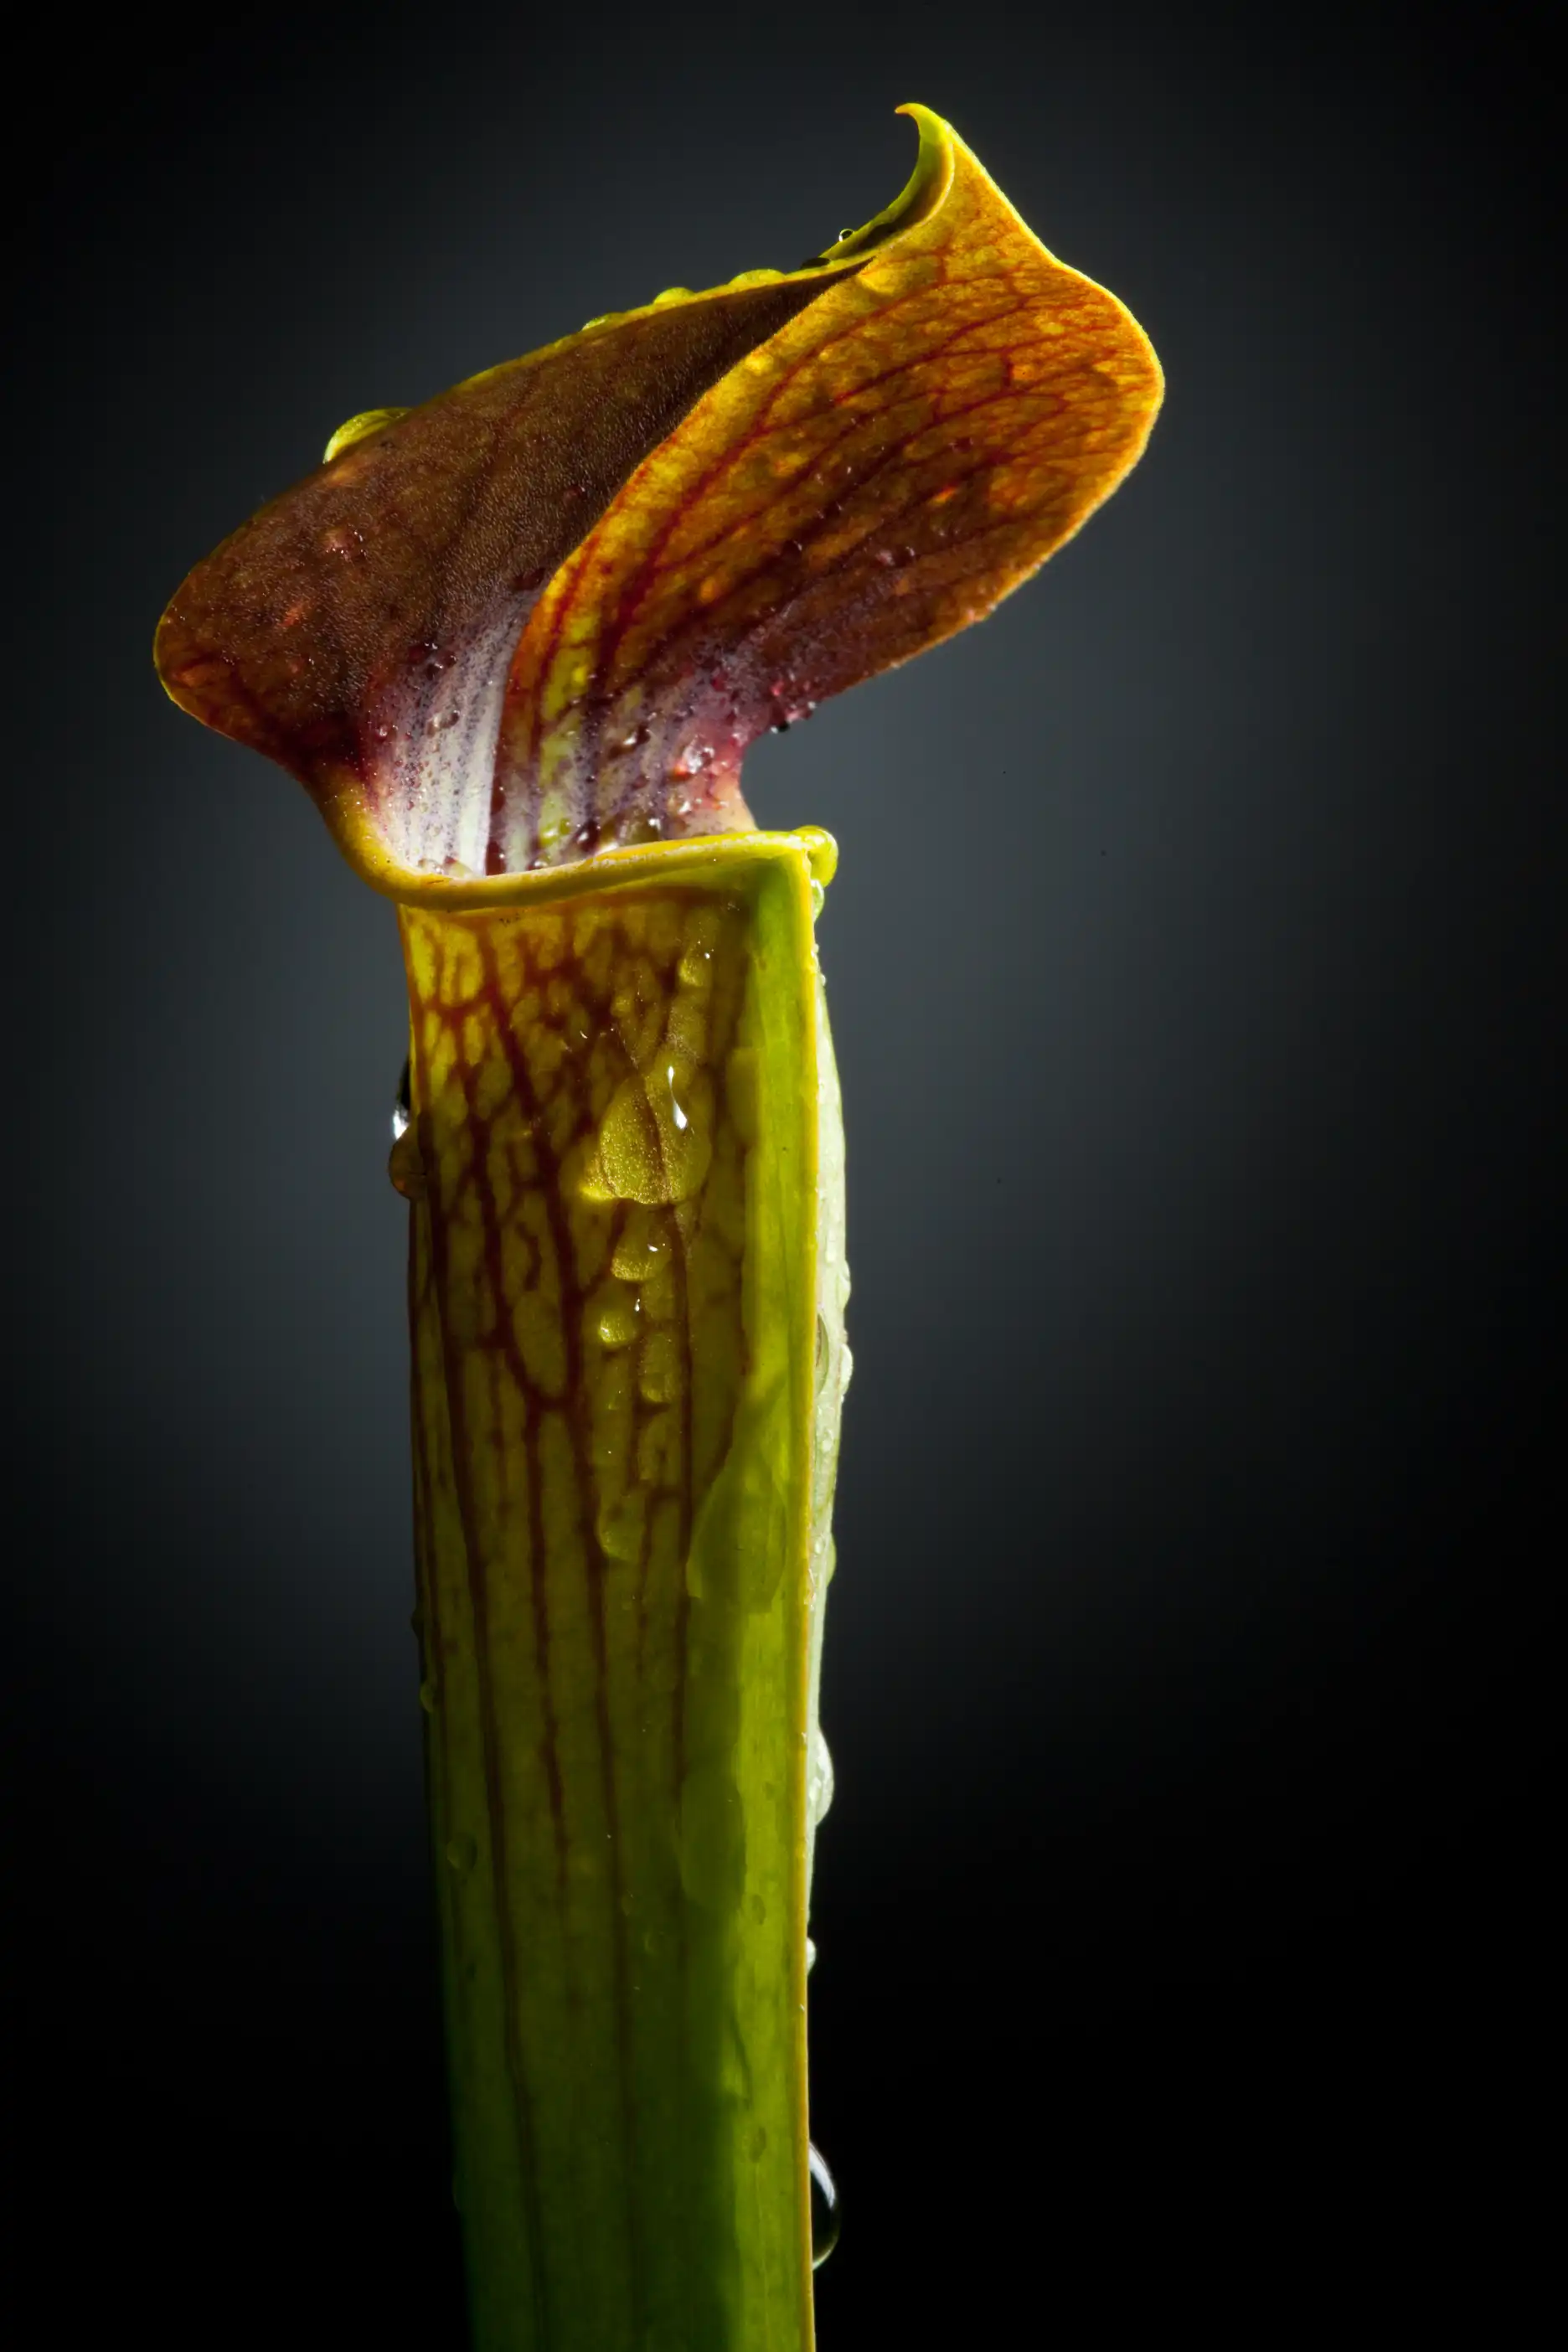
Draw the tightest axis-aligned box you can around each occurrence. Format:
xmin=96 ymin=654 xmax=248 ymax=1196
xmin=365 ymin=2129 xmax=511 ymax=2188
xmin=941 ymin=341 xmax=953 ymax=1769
xmin=8 ymin=3 xmax=1560 ymax=2338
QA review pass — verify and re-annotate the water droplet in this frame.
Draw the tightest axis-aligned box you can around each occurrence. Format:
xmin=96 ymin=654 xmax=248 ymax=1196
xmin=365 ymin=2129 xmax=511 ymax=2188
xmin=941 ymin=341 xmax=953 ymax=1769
xmin=809 ymin=2145 xmax=840 ymax=2267
xmin=591 ymin=1062 xmax=709 ymax=1205
xmin=670 ymin=740 xmax=713 ymax=781
xmin=611 ymin=1214 xmax=671 ymax=1283
xmin=391 ymin=1059 xmax=411 ymax=1140
xmin=597 ymin=1490 xmax=647 ymax=1562
xmin=637 ymin=1328 xmax=678 ymax=1403
xmin=809 ymin=878 xmax=826 ymax=921
xmin=593 ymin=1282 xmax=640 ymax=1349
xmin=808 ymin=1731 xmax=834 ymax=1825
xmin=445 ymin=1834 xmax=477 ymax=1877
xmin=388 ymin=1128 xmax=426 ymax=1201
xmin=806 ymin=1936 xmax=818 ymax=1974
xmin=419 ymin=1679 xmax=437 ymax=1715
xmin=652 ymin=286 xmax=693 ymax=307
xmin=322 ymin=406 xmax=409 ymax=464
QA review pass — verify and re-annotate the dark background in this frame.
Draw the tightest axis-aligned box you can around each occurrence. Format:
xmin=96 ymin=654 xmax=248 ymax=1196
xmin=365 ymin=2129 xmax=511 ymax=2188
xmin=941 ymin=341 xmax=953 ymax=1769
xmin=7 ymin=3 xmax=1560 ymax=2338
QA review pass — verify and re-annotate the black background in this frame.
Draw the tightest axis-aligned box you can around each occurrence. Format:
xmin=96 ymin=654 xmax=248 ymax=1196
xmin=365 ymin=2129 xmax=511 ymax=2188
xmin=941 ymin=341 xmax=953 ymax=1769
xmin=8 ymin=3 xmax=1560 ymax=2339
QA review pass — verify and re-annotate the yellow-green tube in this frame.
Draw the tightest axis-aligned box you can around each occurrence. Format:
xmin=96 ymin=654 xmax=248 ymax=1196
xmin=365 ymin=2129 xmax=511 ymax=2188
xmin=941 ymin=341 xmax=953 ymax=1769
xmin=395 ymin=828 xmax=845 ymax=2349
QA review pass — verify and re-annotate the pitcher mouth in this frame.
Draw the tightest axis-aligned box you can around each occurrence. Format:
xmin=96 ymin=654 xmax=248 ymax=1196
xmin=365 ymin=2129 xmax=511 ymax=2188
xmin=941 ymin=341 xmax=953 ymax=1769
xmin=358 ymin=823 xmax=840 ymax=915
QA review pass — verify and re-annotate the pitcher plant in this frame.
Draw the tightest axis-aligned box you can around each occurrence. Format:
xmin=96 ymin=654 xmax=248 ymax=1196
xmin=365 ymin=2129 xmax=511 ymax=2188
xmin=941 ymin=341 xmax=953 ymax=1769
xmin=155 ymin=103 xmax=1162 ymax=2350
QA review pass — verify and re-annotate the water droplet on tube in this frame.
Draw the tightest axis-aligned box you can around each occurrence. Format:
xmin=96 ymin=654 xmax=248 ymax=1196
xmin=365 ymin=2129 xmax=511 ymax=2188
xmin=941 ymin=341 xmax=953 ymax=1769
xmin=388 ymin=1128 xmax=426 ymax=1201
xmin=809 ymin=2144 xmax=840 ymax=2268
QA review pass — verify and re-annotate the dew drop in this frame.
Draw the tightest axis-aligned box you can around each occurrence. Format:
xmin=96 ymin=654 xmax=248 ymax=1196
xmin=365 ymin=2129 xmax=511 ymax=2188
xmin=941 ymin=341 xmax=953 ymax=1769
xmin=611 ymin=1214 xmax=672 ymax=1282
xmin=597 ymin=1490 xmax=647 ymax=1562
xmin=593 ymin=1064 xmax=709 ymax=1204
xmin=388 ymin=1128 xmax=426 ymax=1202
xmin=809 ymin=2145 xmax=840 ymax=2268
xmin=444 ymin=1834 xmax=477 ymax=1877
xmin=593 ymin=1282 xmax=640 ymax=1349
xmin=808 ymin=1731 xmax=834 ymax=1825
xmin=322 ymin=405 xmax=409 ymax=463
xmin=419 ymin=1679 xmax=437 ymax=1715
xmin=391 ymin=1059 xmax=411 ymax=1141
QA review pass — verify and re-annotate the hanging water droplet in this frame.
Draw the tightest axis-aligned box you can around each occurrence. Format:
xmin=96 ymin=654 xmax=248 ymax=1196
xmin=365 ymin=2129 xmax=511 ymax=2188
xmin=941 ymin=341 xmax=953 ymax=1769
xmin=809 ymin=2145 xmax=840 ymax=2268
xmin=808 ymin=1730 xmax=834 ymax=1825
xmin=806 ymin=1935 xmax=818 ymax=1974
xmin=418 ymin=1679 xmax=437 ymax=1715
xmin=388 ymin=1128 xmax=426 ymax=1201
xmin=444 ymin=1834 xmax=477 ymax=1877
xmin=391 ymin=1059 xmax=411 ymax=1140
